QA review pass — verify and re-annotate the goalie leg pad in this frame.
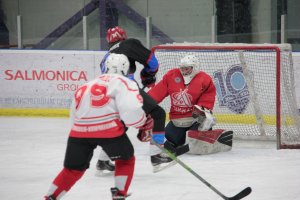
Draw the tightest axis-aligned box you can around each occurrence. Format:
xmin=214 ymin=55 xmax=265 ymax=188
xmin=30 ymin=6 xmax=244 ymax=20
xmin=217 ymin=130 xmax=233 ymax=146
xmin=187 ymin=129 xmax=233 ymax=155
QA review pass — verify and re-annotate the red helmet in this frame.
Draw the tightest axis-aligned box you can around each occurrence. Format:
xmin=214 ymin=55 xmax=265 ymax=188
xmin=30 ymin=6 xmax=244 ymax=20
xmin=106 ymin=26 xmax=127 ymax=43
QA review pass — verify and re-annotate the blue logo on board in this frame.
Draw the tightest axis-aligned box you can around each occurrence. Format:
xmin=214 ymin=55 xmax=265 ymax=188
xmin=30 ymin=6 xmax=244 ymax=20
xmin=213 ymin=65 xmax=251 ymax=114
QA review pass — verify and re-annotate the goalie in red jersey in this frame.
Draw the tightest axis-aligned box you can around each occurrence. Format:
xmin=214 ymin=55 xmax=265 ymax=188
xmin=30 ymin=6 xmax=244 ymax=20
xmin=148 ymin=54 xmax=233 ymax=156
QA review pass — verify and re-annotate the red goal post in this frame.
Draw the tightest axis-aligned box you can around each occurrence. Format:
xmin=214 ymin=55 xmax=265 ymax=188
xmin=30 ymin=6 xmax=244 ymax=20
xmin=151 ymin=43 xmax=300 ymax=149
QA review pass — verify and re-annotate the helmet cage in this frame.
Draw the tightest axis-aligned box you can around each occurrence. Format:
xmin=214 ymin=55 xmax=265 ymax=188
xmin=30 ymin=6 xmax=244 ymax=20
xmin=179 ymin=66 xmax=194 ymax=76
xmin=178 ymin=55 xmax=199 ymax=84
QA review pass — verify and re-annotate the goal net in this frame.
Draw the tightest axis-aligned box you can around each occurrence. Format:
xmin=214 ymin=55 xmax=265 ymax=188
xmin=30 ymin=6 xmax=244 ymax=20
xmin=151 ymin=43 xmax=300 ymax=149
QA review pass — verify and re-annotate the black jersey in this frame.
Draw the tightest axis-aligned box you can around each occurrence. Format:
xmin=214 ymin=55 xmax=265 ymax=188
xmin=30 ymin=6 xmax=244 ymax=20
xmin=109 ymin=38 xmax=152 ymax=74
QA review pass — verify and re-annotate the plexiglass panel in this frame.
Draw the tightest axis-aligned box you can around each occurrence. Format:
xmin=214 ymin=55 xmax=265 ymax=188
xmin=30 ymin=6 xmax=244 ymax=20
xmin=0 ymin=0 xmax=299 ymax=50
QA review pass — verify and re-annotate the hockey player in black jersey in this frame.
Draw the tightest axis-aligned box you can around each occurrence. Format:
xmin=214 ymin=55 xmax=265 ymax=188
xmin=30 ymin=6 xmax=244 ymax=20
xmin=96 ymin=26 xmax=175 ymax=173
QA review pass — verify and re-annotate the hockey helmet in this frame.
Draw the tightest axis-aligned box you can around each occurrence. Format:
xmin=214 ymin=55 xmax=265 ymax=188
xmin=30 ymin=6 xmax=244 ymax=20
xmin=104 ymin=53 xmax=130 ymax=76
xmin=106 ymin=26 xmax=127 ymax=43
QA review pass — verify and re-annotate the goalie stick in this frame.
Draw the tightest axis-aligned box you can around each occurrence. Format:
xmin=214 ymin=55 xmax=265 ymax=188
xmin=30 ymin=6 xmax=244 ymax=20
xmin=151 ymin=140 xmax=252 ymax=200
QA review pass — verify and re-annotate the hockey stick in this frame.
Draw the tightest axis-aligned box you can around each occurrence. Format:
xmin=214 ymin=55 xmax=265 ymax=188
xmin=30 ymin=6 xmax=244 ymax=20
xmin=141 ymin=85 xmax=251 ymax=199
xmin=151 ymin=140 xmax=252 ymax=200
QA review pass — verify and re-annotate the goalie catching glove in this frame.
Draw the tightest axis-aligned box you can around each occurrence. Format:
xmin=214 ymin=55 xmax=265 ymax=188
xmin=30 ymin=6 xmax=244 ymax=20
xmin=192 ymin=105 xmax=216 ymax=131
xmin=137 ymin=115 xmax=154 ymax=142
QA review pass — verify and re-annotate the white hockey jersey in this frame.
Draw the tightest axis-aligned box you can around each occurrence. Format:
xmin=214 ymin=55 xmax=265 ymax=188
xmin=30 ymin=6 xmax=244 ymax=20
xmin=69 ymin=74 xmax=146 ymax=138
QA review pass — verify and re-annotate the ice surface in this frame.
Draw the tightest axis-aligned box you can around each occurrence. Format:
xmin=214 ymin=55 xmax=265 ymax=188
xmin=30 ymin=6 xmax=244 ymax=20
xmin=0 ymin=117 xmax=300 ymax=200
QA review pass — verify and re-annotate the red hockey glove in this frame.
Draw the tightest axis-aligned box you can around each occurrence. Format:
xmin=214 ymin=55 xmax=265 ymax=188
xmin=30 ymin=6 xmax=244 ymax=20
xmin=137 ymin=115 xmax=154 ymax=142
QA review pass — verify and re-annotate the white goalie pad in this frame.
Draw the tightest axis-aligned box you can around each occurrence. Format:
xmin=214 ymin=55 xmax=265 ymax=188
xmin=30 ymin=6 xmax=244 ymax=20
xmin=186 ymin=129 xmax=233 ymax=155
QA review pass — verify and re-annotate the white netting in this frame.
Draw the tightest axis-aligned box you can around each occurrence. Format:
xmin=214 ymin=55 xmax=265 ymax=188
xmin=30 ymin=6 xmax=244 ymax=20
xmin=152 ymin=43 xmax=300 ymax=149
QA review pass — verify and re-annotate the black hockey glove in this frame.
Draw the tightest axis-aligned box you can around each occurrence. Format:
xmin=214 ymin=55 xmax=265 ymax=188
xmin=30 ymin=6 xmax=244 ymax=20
xmin=140 ymin=69 xmax=157 ymax=88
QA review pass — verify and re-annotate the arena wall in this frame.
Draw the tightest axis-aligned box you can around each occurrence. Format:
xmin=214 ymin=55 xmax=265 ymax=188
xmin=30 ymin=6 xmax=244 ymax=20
xmin=0 ymin=50 xmax=299 ymax=117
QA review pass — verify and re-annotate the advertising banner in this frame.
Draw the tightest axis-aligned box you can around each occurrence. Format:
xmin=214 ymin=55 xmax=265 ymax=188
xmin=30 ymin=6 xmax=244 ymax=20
xmin=0 ymin=50 xmax=106 ymax=109
xmin=0 ymin=50 xmax=299 ymax=113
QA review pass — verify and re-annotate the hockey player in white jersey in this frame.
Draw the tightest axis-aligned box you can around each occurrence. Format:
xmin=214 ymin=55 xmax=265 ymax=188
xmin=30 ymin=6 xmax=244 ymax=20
xmin=44 ymin=54 xmax=153 ymax=200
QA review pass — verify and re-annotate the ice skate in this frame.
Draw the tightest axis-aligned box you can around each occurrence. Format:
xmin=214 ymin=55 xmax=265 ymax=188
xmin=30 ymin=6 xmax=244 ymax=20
xmin=151 ymin=153 xmax=176 ymax=173
xmin=95 ymin=160 xmax=115 ymax=176
xmin=44 ymin=195 xmax=56 ymax=200
xmin=111 ymin=187 xmax=131 ymax=200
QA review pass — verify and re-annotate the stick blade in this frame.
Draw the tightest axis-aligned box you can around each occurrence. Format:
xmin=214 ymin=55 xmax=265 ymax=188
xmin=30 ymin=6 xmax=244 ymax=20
xmin=228 ymin=187 xmax=252 ymax=200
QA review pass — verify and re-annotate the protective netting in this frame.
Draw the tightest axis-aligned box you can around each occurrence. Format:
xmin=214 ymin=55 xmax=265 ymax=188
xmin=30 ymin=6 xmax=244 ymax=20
xmin=152 ymin=43 xmax=300 ymax=149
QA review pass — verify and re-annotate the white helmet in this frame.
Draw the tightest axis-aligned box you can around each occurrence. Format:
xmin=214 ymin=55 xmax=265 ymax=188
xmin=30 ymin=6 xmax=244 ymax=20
xmin=179 ymin=55 xmax=198 ymax=84
xmin=104 ymin=53 xmax=130 ymax=76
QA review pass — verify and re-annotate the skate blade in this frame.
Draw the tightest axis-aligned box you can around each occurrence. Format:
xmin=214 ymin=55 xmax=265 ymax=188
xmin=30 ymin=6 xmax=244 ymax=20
xmin=113 ymin=192 xmax=132 ymax=199
xmin=152 ymin=160 xmax=177 ymax=173
xmin=95 ymin=169 xmax=114 ymax=177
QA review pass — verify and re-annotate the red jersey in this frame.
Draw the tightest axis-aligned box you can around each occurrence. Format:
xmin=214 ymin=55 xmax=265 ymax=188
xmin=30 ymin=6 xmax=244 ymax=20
xmin=148 ymin=68 xmax=216 ymax=120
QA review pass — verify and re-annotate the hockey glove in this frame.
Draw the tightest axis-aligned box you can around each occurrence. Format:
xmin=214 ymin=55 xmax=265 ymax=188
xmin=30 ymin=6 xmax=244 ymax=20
xmin=192 ymin=105 xmax=216 ymax=131
xmin=137 ymin=115 xmax=154 ymax=142
xmin=140 ymin=68 xmax=157 ymax=88
xmin=192 ymin=105 xmax=206 ymax=124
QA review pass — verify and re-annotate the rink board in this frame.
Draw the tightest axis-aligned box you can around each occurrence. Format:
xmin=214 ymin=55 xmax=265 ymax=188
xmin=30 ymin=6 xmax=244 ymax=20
xmin=0 ymin=50 xmax=299 ymax=118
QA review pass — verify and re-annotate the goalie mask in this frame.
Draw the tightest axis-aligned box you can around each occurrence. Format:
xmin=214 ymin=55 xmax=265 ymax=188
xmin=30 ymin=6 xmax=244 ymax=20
xmin=179 ymin=55 xmax=198 ymax=84
xmin=104 ymin=53 xmax=130 ymax=76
